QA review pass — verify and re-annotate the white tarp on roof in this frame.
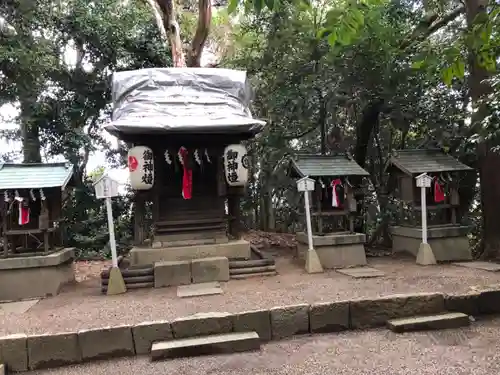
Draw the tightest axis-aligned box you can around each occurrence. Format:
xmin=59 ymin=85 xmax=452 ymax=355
xmin=105 ymin=67 xmax=266 ymax=136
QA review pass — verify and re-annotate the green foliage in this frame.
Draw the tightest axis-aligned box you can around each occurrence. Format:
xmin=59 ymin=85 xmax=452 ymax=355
xmin=0 ymin=0 xmax=170 ymax=257
xmin=63 ymin=172 xmax=133 ymax=259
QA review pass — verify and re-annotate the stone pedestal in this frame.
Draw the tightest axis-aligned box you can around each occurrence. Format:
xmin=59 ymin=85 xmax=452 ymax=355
xmin=296 ymin=232 xmax=367 ymax=269
xmin=391 ymin=225 xmax=472 ymax=262
xmin=129 ymin=239 xmax=251 ymax=266
xmin=0 ymin=248 xmax=75 ymax=301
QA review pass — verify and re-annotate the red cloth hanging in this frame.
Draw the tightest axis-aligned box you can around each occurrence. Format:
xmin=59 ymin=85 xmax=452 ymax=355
xmin=179 ymin=147 xmax=193 ymax=200
xmin=331 ymin=179 xmax=343 ymax=208
xmin=434 ymin=177 xmax=445 ymax=203
xmin=18 ymin=201 xmax=30 ymax=225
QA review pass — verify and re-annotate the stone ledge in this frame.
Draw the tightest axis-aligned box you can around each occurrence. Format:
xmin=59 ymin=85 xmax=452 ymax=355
xmin=296 ymin=232 xmax=365 ymax=246
xmin=191 ymin=257 xmax=230 ymax=283
xmin=350 ymin=292 xmax=445 ymax=329
xmin=130 ymin=240 xmax=250 ymax=264
xmin=6 ymin=288 xmax=500 ymax=371
xmin=78 ymin=326 xmax=135 ymax=361
xmin=0 ymin=248 xmax=75 ymax=270
xmin=27 ymin=332 xmax=81 ymax=370
xmin=390 ymin=225 xmax=472 ymax=239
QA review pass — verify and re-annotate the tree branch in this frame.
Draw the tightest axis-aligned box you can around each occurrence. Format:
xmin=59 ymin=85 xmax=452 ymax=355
xmin=78 ymin=117 xmax=99 ymax=178
xmin=400 ymin=6 xmax=465 ymax=49
xmin=187 ymin=0 xmax=212 ymax=67
xmin=0 ymin=16 xmax=16 ymax=37
xmin=283 ymin=124 xmax=321 ymax=140
xmin=154 ymin=0 xmax=186 ymax=67
xmin=143 ymin=0 xmax=169 ymax=44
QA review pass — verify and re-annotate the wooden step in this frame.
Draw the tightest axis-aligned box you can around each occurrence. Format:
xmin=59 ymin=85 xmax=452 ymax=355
xmin=230 ymin=265 xmax=276 ymax=275
xmin=229 ymin=259 xmax=275 ymax=269
xmin=101 ymin=266 xmax=153 ymax=279
xmin=387 ymin=312 xmax=470 ymax=333
xmin=101 ymin=275 xmax=154 ymax=285
xmin=230 ymin=271 xmax=277 ymax=279
xmin=156 ymin=224 xmax=226 ymax=234
xmin=101 ymin=282 xmax=154 ymax=294
xmin=156 ymin=218 xmax=225 ymax=226
xmin=151 ymin=332 xmax=260 ymax=360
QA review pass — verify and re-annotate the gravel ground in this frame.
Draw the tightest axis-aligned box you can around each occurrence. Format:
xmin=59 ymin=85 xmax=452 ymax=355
xmin=2 ymin=256 xmax=500 ymax=335
xmin=28 ymin=316 xmax=500 ymax=375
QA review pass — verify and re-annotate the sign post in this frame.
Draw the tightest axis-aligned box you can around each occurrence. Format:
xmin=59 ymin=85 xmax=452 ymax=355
xmin=297 ymin=177 xmax=323 ymax=273
xmin=415 ymin=173 xmax=437 ymax=265
xmin=93 ymin=174 xmax=127 ymax=295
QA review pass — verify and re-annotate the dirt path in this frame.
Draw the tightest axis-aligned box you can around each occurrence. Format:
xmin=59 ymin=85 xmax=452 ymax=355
xmin=1 ymin=257 xmax=499 ymax=335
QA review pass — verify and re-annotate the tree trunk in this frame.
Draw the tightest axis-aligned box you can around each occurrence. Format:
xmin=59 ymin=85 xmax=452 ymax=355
xmin=153 ymin=0 xmax=212 ymax=67
xmin=186 ymin=0 xmax=211 ymax=67
xmin=465 ymin=0 xmax=498 ymax=257
xmin=20 ymin=98 xmax=41 ymax=163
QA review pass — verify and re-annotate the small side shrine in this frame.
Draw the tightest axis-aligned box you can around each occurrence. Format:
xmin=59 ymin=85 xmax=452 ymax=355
xmin=288 ymin=154 xmax=370 ymax=268
xmin=105 ymin=68 xmax=266 ymax=264
xmin=387 ymin=148 xmax=473 ymax=261
xmin=0 ymin=162 xmax=75 ymax=301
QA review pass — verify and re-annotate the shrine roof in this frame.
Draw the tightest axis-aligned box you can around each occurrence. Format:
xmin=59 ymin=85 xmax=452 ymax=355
xmin=0 ymin=162 xmax=74 ymax=191
xmin=387 ymin=149 xmax=473 ymax=175
xmin=289 ymin=154 xmax=370 ymax=177
xmin=105 ymin=68 xmax=266 ymax=137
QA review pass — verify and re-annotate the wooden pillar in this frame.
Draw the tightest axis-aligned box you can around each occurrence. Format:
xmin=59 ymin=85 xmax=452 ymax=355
xmin=152 ymin=147 xmax=162 ymax=226
xmin=39 ymin=200 xmax=50 ymax=253
xmin=450 ymin=187 xmax=459 ymax=225
xmin=134 ymin=192 xmax=146 ymax=245
xmin=2 ymin=202 xmax=8 ymax=257
xmin=228 ymin=186 xmax=243 ymax=239
xmin=316 ymin=185 xmax=323 ymax=235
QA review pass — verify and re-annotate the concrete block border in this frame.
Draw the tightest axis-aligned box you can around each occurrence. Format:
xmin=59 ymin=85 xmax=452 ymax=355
xmin=2 ymin=289 xmax=500 ymax=372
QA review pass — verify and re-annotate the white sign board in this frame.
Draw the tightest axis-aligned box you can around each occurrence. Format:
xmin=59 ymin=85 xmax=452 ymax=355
xmin=93 ymin=173 xmax=120 ymax=269
xmin=297 ymin=177 xmax=315 ymax=192
xmin=94 ymin=174 xmax=120 ymax=199
xmin=415 ymin=173 xmax=432 ymax=188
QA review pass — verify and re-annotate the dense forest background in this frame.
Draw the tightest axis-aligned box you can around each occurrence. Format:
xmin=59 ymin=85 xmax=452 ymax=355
xmin=1 ymin=0 xmax=499 ymax=259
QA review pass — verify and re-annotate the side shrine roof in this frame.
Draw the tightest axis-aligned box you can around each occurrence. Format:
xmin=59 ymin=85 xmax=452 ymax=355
xmin=289 ymin=154 xmax=370 ymax=178
xmin=0 ymin=162 xmax=74 ymax=191
xmin=387 ymin=149 xmax=473 ymax=175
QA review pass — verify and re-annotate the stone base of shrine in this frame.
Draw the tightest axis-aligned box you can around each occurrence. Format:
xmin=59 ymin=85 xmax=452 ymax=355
xmin=296 ymin=232 xmax=367 ymax=269
xmin=390 ymin=225 xmax=472 ymax=262
xmin=129 ymin=239 xmax=251 ymax=265
xmin=0 ymin=248 xmax=75 ymax=302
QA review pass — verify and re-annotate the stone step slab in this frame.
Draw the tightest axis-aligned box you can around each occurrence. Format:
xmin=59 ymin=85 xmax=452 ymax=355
xmin=452 ymin=261 xmax=500 ymax=272
xmin=151 ymin=331 xmax=260 ymax=360
xmin=387 ymin=312 xmax=470 ymax=333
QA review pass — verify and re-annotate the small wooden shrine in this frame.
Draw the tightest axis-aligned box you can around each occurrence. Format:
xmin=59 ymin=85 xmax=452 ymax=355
xmin=105 ymin=68 xmax=266 ymax=264
xmin=0 ymin=162 xmax=74 ymax=255
xmin=0 ymin=162 xmax=76 ymax=301
xmin=387 ymin=148 xmax=473 ymax=261
xmin=288 ymin=154 xmax=370 ymax=268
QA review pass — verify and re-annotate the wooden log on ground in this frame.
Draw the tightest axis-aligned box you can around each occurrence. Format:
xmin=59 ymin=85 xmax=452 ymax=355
xmin=101 ymin=282 xmax=154 ymax=294
xmin=230 ymin=265 xmax=276 ymax=275
xmin=101 ymin=267 xmax=154 ymax=279
xmin=229 ymin=259 xmax=275 ymax=269
xmin=101 ymin=275 xmax=154 ymax=285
